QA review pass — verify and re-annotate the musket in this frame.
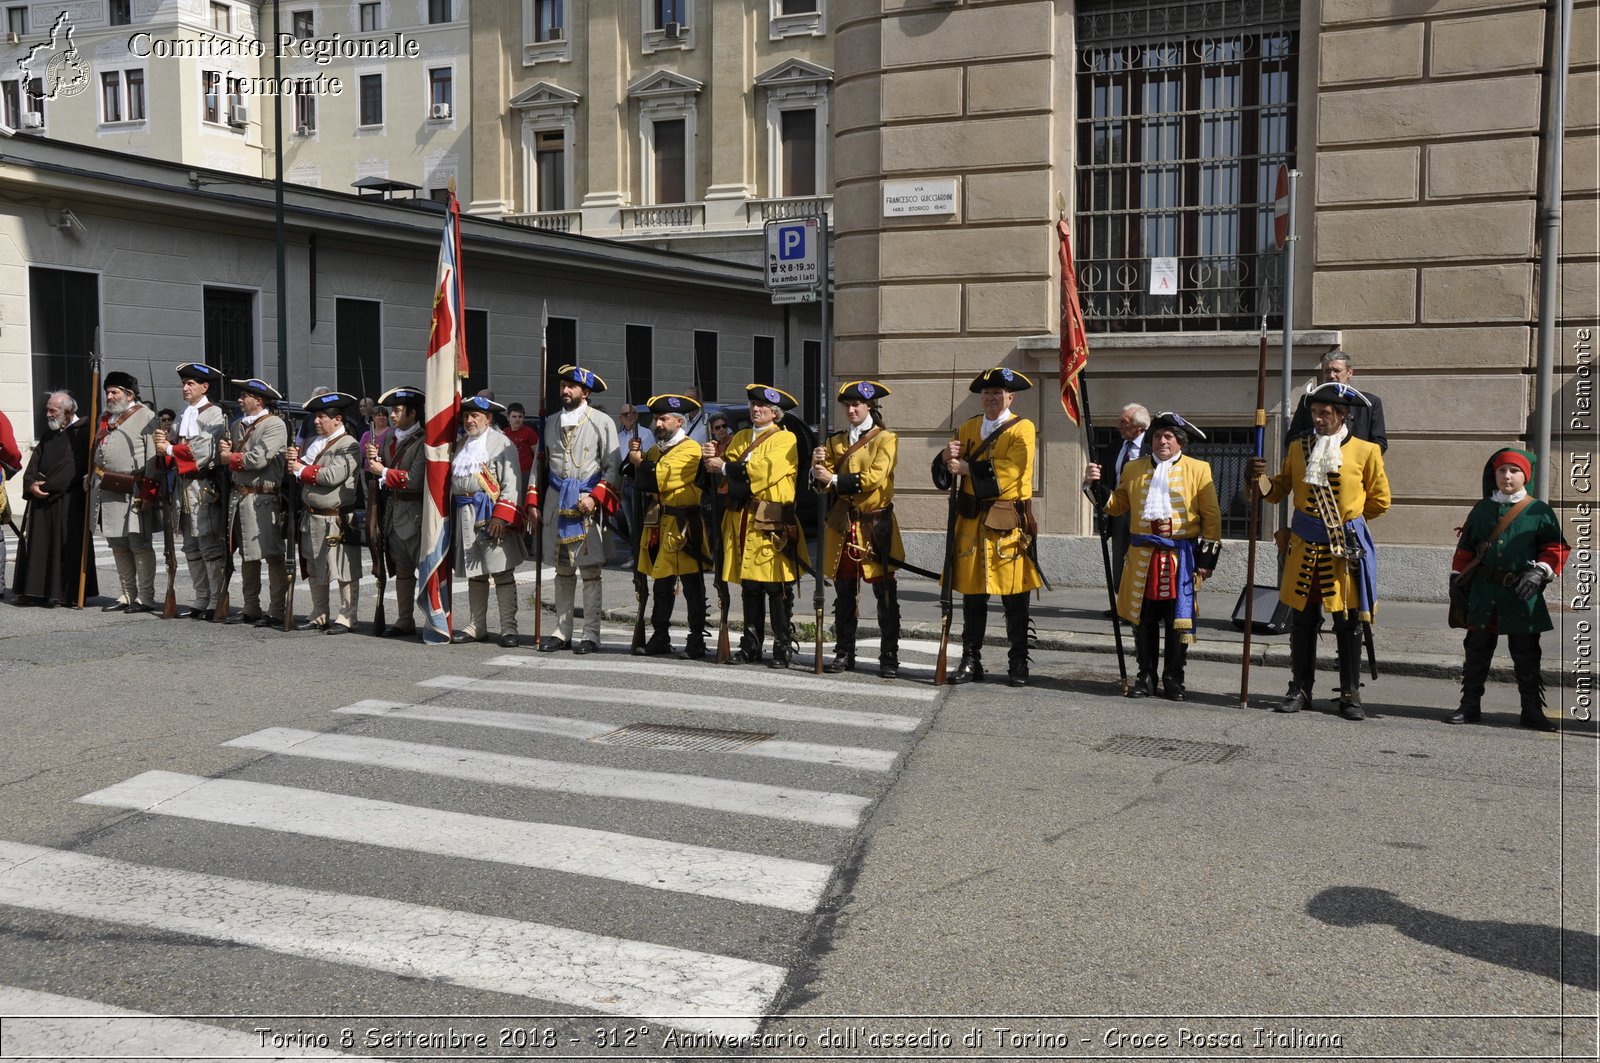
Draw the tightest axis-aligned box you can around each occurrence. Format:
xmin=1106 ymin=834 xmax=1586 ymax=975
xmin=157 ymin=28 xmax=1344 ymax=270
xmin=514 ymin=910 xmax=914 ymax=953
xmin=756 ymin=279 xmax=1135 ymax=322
xmin=933 ymin=469 xmax=961 ymax=686
xmin=280 ymin=405 xmax=300 ymax=631
xmin=712 ymin=472 xmax=731 ymax=664
xmin=1240 ymin=319 xmax=1268 ymax=708
xmin=76 ymin=338 xmax=101 ymax=608
xmin=147 ymin=358 xmax=180 ymax=620
xmin=813 ymin=389 xmax=828 ymax=676
xmin=1077 ymin=374 xmax=1128 ymax=694
xmin=629 ymin=443 xmax=648 ymax=654
xmin=212 ymin=413 xmax=235 ymax=622
xmin=367 ymin=454 xmax=387 ymax=635
xmin=533 ymin=302 xmax=549 ymax=645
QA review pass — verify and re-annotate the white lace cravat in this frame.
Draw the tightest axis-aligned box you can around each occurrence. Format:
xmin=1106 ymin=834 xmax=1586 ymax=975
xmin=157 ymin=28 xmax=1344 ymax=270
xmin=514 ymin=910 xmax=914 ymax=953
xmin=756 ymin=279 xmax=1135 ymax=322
xmin=1305 ymin=425 xmax=1349 ymax=487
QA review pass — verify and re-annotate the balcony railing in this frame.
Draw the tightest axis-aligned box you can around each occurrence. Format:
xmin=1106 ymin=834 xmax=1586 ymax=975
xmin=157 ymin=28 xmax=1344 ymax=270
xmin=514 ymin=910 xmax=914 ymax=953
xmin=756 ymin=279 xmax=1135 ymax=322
xmin=620 ymin=203 xmax=705 ymax=230
xmin=745 ymin=195 xmax=832 ymax=223
xmin=503 ymin=210 xmax=583 ymax=234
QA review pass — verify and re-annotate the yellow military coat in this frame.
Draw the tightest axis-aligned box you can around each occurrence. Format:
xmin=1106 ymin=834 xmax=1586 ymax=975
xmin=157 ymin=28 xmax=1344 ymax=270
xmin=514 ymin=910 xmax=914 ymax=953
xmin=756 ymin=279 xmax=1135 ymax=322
xmin=1261 ymin=434 xmax=1390 ymax=618
xmin=1103 ymin=454 xmax=1222 ymax=630
xmin=718 ymin=424 xmax=811 ymax=585
xmin=818 ymin=425 xmax=904 ymax=581
xmin=939 ymin=414 xmax=1042 ymax=597
xmin=635 ymin=437 xmax=707 ymax=579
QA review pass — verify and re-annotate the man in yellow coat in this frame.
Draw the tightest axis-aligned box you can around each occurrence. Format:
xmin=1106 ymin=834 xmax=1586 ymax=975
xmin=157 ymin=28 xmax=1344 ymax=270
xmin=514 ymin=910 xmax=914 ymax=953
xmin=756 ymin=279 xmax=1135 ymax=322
xmin=811 ymin=380 xmax=905 ymax=679
xmin=1085 ymin=411 xmax=1221 ymax=700
xmin=704 ymin=384 xmax=810 ymax=668
xmin=625 ymin=393 xmax=710 ymax=658
xmin=1247 ymin=382 xmax=1391 ymax=720
xmin=932 ymin=367 xmax=1043 ymax=687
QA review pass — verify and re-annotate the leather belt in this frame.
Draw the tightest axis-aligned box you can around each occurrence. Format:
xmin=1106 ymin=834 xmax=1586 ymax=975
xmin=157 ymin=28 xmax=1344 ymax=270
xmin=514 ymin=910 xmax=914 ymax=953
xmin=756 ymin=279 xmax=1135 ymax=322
xmin=234 ymin=484 xmax=277 ymax=495
xmin=307 ymin=505 xmax=342 ymax=517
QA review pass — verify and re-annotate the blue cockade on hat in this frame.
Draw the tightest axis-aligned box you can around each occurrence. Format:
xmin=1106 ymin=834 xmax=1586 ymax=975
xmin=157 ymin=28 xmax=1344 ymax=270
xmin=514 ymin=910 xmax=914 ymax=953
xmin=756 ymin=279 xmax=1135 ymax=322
xmin=763 ymin=387 xmax=779 ymax=403
xmin=668 ymin=396 xmax=681 ymax=408
xmin=1000 ymin=368 xmax=1014 ymax=381
xmin=859 ymin=382 xmax=875 ymax=399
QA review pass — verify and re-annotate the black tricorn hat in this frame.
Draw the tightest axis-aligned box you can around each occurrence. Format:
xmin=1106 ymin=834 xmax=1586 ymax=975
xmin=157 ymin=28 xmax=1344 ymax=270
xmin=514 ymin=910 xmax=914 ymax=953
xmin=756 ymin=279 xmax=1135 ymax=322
xmin=303 ymin=390 xmax=356 ymax=414
xmin=557 ymin=365 xmax=607 ymax=394
xmin=231 ymin=377 xmax=283 ymax=402
xmin=378 ymin=385 xmax=425 ymax=412
xmin=969 ymin=367 xmax=1032 ymax=393
xmin=837 ymin=380 xmax=890 ymax=403
xmin=1307 ymin=382 xmax=1372 ymax=408
xmin=461 ymin=394 xmax=507 ymax=416
xmin=175 ymin=362 xmax=222 ymax=383
xmin=646 ymin=393 xmax=701 ymax=416
xmin=1148 ymin=411 xmax=1206 ymax=443
xmin=745 ymin=383 xmax=798 ymax=411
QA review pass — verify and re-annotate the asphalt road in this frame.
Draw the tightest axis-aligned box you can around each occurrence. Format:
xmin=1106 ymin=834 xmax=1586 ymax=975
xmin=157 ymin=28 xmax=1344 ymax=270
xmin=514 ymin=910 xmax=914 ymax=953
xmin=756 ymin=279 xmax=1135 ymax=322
xmin=0 ymin=565 xmax=1594 ymax=1061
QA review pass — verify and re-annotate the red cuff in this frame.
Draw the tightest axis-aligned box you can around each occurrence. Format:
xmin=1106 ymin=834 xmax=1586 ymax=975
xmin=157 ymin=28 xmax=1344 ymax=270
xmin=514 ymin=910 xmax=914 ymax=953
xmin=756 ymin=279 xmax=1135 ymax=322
xmin=1451 ymin=545 xmax=1473 ymax=574
xmin=298 ymin=464 xmax=320 ymax=484
xmin=228 ymin=452 xmax=245 ymax=472
xmin=524 ymin=486 xmax=540 ymax=509
xmin=1538 ymin=540 xmax=1570 ymax=574
xmin=590 ymin=480 xmax=619 ymax=516
xmin=172 ymin=443 xmax=199 ymax=477
xmin=492 ymin=498 xmax=519 ymax=524
xmin=383 ymin=468 xmax=410 ymax=490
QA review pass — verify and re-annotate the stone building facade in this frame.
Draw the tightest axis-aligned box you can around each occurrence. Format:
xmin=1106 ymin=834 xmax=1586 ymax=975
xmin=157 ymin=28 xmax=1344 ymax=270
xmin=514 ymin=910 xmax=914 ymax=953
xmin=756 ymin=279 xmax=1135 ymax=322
xmin=831 ymin=0 xmax=1597 ymax=555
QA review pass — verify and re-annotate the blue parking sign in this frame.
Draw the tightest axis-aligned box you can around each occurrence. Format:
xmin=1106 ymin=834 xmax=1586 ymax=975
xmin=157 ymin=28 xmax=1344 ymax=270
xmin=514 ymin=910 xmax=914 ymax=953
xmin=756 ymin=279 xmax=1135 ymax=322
xmin=777 ymin=224 xmax=806 ymax=260
xmin=764 ymin=216 xmax=821 ymax=291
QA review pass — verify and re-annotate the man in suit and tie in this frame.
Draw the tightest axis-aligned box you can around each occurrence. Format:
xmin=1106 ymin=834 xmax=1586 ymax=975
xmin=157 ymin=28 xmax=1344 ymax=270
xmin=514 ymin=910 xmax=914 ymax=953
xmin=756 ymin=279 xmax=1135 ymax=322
xmin=1085 ymin=404 xmax=1151 ymax=612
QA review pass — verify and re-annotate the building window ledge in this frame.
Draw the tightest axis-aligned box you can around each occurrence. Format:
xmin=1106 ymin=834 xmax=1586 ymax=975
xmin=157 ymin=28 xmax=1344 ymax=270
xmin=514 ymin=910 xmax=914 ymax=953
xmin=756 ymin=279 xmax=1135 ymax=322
xmin=523 ymin=37 xmax=570 ymax=64
xmin=622 ymin=202 xmax=704 ymax=231
xmin=1016 ymin=329 xmax=1343 ymax=354
xmin=504 ymin=209 xmax=582 ymax=233
xmin=768 ymin=10 xmax=821 ymax=39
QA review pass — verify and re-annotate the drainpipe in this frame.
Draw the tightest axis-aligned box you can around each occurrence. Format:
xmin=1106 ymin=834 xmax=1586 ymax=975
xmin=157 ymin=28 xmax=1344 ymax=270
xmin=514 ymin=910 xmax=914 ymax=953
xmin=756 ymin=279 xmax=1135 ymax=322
xmin=1533 ymin=0 xmax=1573 ymax=500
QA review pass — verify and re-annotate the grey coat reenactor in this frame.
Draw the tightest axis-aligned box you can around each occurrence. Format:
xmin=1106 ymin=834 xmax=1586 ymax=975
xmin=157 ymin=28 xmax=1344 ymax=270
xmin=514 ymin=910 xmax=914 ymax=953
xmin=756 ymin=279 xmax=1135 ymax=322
xmin=368 ymin=385 xmax=427 ymax=637
xmin=451 ymin=398 xmax=526 ymax=647
xmin=91 ymin=371 xmax=158 ymax=613
xmin=221 ymin=378 xmax=289 ymax=626
xmin=153 ymin=362 xmax=229 ymax=618
xmin=287 ymin=391 xmax=363 ymax=633
xmin=531 ymin=366 xmax=621 ymax=654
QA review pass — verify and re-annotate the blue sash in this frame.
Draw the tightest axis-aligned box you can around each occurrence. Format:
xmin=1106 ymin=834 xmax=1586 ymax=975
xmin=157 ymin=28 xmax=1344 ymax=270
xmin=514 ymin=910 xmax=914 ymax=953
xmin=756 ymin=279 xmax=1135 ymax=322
xmin=1291 ymin=510 xmax=1378 ymax=615
xmin=453 ymin=492 xmax=494 ymax=526
xmin=1128 ymin=533 xmax=1198 ymax=626
xmin=553 ymin=471 xmax=600 ymax=545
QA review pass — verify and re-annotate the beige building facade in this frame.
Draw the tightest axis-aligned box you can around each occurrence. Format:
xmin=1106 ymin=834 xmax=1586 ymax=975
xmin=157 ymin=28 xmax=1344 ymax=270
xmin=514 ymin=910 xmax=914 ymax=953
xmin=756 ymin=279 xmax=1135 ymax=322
xmin=1 ymin=0 xmax=473 ymax=198
xmin=828 ymin=0 xmax=1597 ymax=556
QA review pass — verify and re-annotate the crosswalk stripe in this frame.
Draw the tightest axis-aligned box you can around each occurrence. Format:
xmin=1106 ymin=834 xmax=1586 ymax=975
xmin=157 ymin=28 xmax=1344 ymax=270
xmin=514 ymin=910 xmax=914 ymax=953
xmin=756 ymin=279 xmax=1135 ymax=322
xmin=0 ymin=842 xmax=779 ymax=1037
xmin=78 ymin=771 xmax=832 ymax=912
xmin=358 ymin=698 xmax=899 ymax=772
xmin=415 ymin=676 xmax=922 ymax=732
xmin=483 ymin=654 xmax=940 ymax=702
xmin=223 ymin=728 xmax=872 ymax=828
xmin=0 ymin=985 xmax=394 ymax=1060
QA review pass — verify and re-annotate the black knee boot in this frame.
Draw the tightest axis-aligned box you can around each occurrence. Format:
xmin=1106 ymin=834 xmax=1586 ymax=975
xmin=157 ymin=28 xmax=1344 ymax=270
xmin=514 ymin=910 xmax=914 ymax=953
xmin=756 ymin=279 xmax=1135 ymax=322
xmin=1129 ymin=612 xmax=1160 ymax=698
xmin=828 ymin=576 xmax=859 ymax=672
xmin=875 ymin=578 xmax=900 ymax=679
xmin=1447 ymin=628 xmax=1496 ymax=724
xmin=768 ymin=583 xmax=794 ymax=668
xmin=1161 ymin=623 xmax=1189 ymax=701
xmin=1510 ymin=633 xmax=1556 ymax=731
xmin=641 ymin=576 xmax=675 ymax=655
xmin=1002 ymin=592 xmax=1030 ymax=687
xmin=679 ymin=575 xmax=708 ymax=659
xmin=1278 ymin=610 xmax=1318 ymax=713
xmin=738 ymin=582 xmax=765 ymax=664
xmin=1335 ymin=619 xmax=1365 ymax=720
xmin=952 ymin=594 xmax=987 ymax=683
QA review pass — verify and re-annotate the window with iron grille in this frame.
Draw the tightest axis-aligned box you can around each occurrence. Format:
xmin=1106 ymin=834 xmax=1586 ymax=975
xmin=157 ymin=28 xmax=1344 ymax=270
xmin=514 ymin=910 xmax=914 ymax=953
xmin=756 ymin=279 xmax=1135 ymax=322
xmin=1075 ymin=0 xmax=1297 ymax=333
xmin=203 ymin=288 xmax=256 ymax=383
xmin=1090 ymin=424 xmax=1262 ymax=540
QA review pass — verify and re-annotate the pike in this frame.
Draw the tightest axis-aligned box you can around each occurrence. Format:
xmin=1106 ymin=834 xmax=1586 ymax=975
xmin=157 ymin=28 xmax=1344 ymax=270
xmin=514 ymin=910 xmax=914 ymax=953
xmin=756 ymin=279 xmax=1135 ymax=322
xmin=629 ymin=446 xmax=648 ymax=655
xmin=212 ymin=419 xmax=235 ymax=623
xmin=148 ymin=358 xmax=180 ymax=620
xmin=933 ymin=350 xmax=961 ymax=686
xmin=280 ymin=399 xmax=299 ymax=631
xmin=367 ymin=449 xmax=387 ymax=635
xmin=533 ymin=301 xmax=549 ymax=646
xmin=76 ymin=335 xmax=101 ymax=609
xmin=1239 ymin=319 xmax=1269 ymax=709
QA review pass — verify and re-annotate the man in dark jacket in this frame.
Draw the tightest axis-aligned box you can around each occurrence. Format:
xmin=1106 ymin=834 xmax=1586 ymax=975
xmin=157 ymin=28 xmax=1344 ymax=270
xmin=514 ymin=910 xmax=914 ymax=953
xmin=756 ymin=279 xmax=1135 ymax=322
xmin=13 ymin=391 xmax=97 ymax=606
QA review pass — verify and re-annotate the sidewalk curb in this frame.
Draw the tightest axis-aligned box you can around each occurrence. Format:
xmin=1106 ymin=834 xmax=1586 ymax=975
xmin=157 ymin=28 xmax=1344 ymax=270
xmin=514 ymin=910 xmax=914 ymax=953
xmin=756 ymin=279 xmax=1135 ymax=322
xmin=540 ymin=598 xmax=1563 ymax=687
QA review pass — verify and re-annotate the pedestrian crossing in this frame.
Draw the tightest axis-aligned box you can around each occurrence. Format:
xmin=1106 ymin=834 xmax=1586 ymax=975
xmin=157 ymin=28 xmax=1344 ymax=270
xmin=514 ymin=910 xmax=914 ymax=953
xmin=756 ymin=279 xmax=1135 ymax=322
xmin=0 ymin=646 xmax=938 ymax=1052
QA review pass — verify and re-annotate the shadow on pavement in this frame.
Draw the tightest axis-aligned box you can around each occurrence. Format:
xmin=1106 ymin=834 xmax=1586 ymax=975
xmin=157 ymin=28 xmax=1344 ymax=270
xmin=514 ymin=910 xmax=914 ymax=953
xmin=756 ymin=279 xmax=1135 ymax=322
xmin=1307 ymin=885 xmax=1599 ymax=992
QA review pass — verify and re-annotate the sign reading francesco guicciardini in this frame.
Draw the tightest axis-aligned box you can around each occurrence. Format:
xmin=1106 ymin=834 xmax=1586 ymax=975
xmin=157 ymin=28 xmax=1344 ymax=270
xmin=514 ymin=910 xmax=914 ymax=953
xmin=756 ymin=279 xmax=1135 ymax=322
xmin=881 ymin=179 xmax=959 ymax=217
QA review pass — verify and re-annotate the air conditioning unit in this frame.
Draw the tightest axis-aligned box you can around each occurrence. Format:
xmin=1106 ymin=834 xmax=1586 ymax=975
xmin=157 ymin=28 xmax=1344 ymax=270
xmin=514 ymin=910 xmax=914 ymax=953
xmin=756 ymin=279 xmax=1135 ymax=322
xmin=429 ymin=102 xmax=451 ymax=119
xmin=5 ymin=31 xmax=20 ymax=44
xmin=662 ymin=19 xmax=681 ymax=37
xmin=546 ymin=25 xmax=562 ymax=39
xmin=295 ymin=122 xmax=312 ymax=136
xmin=228 ymin=102 xmax=248 ymax=126
xmin=22 ymin=110 xmax=43 ymax=128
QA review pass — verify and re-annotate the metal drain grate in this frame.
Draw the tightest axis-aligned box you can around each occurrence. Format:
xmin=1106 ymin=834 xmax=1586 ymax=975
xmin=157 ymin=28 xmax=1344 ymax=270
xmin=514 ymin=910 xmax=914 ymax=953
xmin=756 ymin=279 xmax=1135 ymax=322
xmin=590 ymin=722 xmax=774 ymax=753
xmin=1097 ymin=734 xmax=1246 ymax=765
